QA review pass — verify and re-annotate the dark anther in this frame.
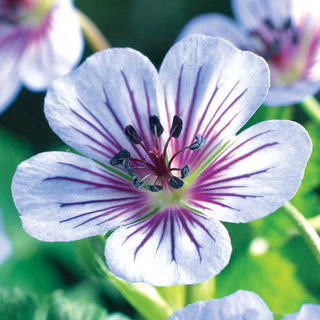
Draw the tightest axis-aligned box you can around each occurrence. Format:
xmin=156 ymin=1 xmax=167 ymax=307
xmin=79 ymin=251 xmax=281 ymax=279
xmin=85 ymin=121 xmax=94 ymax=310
xmin=148 ymin=185 xmax=163 ymax=192
xmin=110 ymin=149 xmax=130 ymax=166
xmin=125 ymin=125 xmax=142 ymax=144
xmin=132 ymin=176 xmax=144 ymax=189
xmin=283 ymin=18 xmax=293 ymax=30
xmin=170 ymin=115 xmax=183 ymax=138
xmin=264 ymin=18 xmax=275 ymax=30
xmin=181 ymin=164 xmax=191 ymax=179
xmin=269 ymin=38 xmax=280 ymax=56
xmin=169 ymin=176 xmax=184 ymax=189
xmin=123 ymin=160 xmax=137 ymax=177
xmin=149 ymin=115 xmax=164 ymax=137
xmin=189 ymin=135 xmax=206 ymax=150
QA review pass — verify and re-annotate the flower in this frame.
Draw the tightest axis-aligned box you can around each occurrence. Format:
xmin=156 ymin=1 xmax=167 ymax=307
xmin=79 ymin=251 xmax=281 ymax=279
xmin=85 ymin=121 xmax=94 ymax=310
xmin=12 ymin=35 xmax=311 ymax=286
xmin=0 ymin=0 xmax=84 ymax=113
xmin=178 ymin=0 xmax=320 ymax=106
xmin=167 ymin=290 xmax=320 ymax=320
xmin=0 ymin=210 xmax=11 ymax=264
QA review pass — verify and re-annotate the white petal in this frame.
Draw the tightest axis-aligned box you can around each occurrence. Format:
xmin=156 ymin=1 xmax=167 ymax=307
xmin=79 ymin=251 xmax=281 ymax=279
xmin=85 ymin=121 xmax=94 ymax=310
xmin=282 ymin=303 xmax=320 ymax=320
xmin=12 ymin=152 xmax=153 ymax=241
xmin=231 ymin=0 xmax=292 ymax=30
xmin=0 ymin=211 xmax=11 ymax=264
xmin=177 ymin=13 xmax=249 ymax=48
xmin=188 ymin=120 xmax=312 ymax=223
xmin=158 ymin=35 xmax=270 ymax=169
xmin=20 ymin=0 xmax=84 ymax=90
xmin=45 ymin=47 xmax=160 ymax=165
xmin=105 ymin=207 xmax=231 ymax=286
xmin=168 ymin=290 xmax=273 ymax=320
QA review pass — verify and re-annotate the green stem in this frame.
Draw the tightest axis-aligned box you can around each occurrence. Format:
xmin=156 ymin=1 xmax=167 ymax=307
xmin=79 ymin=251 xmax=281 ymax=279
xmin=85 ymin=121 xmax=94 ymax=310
xmin=77 ymin=9 xmax=111 ymax=52
xmin=300 ymin=96 xmax=320 ymax=124
xmin=283 ymin=202 xmax=320 ymax=264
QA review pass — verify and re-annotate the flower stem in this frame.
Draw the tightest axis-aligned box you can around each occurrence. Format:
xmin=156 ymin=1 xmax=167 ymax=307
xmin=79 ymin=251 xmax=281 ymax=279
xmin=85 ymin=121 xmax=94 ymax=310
xmin=300 ymin=96 xmax=320 ymax=124
xmin=77 ymin=9 xmax=111 ymax=52
xmin=283 ymin=202 xmax=320 ymax=264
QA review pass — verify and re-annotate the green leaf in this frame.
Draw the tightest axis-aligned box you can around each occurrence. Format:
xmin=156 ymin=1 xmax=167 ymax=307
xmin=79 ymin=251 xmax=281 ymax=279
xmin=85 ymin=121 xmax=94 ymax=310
xmin=0 ymin=287 xmax=37 ymax=320
xmin=76 ymin=236 xmax=173 ymax=320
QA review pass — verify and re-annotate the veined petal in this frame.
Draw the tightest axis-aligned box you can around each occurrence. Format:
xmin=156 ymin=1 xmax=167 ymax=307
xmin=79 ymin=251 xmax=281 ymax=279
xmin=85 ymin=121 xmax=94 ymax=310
xmin=282 ymin=303 xmax=320 ymax=320
xmin=232 ymin=0 xmax=292 ymax=30
xmin=45 ymin=47 xmax=160 ymax=165
xmin=167 ymin=290 xmax=273 ymax=320
xmin=158 ymin=35 xmax=270 ymax=169
xmin=177 ymin=13 xmax=249 ymax=48
xmin=20 ymin=0 xmax=84 ymax=91
xmin=188 ymin=120 xmax=311 ymax=223
xmin=11 ymin=151 xmax=153 ymax=241
xmin=105 ymin=207 xmax=231 ymax=286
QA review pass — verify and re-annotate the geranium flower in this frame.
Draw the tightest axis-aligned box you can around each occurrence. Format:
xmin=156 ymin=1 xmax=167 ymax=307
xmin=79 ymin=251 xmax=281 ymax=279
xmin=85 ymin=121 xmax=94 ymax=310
xmin=167 ymin=290 xmax=320 ymax=320
xmin=0 ymin=210 xmax=11 ymax=264
xmin=0 ymin=0 xmax=84 ymax=113
xmin=12 ymin=35 xmax=311 ymax=286
xmin=178 ymin=0 xmax=320 ymax=106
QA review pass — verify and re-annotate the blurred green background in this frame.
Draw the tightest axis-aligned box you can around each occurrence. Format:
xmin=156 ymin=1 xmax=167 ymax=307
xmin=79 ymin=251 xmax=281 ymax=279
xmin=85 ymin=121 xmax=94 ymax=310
xmin=0 ymin=1 xmax=319 ymax=319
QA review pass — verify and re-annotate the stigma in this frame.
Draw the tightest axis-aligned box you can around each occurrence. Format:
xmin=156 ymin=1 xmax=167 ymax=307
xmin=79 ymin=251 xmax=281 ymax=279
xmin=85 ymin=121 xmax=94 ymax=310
xmin=110 ymin=115 xmax=205 ymax=192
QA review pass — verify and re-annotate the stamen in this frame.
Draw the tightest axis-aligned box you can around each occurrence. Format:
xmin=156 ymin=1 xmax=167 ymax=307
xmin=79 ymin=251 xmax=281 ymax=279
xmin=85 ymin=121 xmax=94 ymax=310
xmin=169 ymin=176 xmax=184 ymax=189
xmin=170 ymin=115 xmax=183 ymax=138
xmin=110 ymin=149 xmax=130 ymax=166
xmin=148 ymin=185 xmax=163 ymax=192
xmin=189 ymin=135 xmax=206 ymax=150
xmin=125 ymin=125 xmax=142 ymax=144
xmin=264 ymin=18 xmax=275 ymax=30
xmin=123 ymin=160 xmax=137 ymax=177
xmin=149 ymin=115 xmax=164 ymax=137
xmin=132 ymin=176 xmax=144 ymax=189
xmin=181 ymin=164 xmax=191 ymax=179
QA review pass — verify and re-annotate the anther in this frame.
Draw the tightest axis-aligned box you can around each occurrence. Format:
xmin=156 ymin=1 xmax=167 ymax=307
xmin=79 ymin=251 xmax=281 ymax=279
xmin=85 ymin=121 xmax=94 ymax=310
xmin=169 ymin=176 xmax=184 ymax=189
xmin=125 ymin=125 xmax=142 ymax=144
xmin=110 ymin=149 xmax=130 ymax=166
xmin=181 ymin=164 xmax=191 ymax=179
xmin=132 ymin=176 xmax=144 ymax=189
xmin=149 ymin=115 xmax=164 ymax=137
xmin=148 ymin=185 xmax=163 ymax=192
xmin=123 ymin=160 xmax=137 ymax=177
xmin=189 ymin=135 xmax=205 ymax=150
xmin=170 ymin=115 xmax=183 ymax=138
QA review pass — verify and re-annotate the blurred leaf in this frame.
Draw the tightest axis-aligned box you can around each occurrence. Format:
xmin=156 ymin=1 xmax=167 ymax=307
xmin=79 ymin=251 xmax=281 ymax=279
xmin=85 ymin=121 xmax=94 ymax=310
xmin=0 ymin=287 xmax=37 ymax=320
xmin=47 ymin=290 xmax=108 ymax=320
xmin=77 ymin=236 xmax=173 ymax=320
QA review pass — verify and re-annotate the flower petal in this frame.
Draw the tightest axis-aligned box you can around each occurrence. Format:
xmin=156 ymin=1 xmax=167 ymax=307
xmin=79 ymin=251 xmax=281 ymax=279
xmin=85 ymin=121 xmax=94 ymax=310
xmin=19 ymin=0 xmax=84 ymax=91
xmin=188 ymin=120 xmax=311 ymax=223
xmin=45 ymin=47 xmax=160 ymax=165
xmin=105 ymin=206 xmax=231 ymax=286
xmin=281 ymin=303 xmax=320 ymax=320
xmin=158 ymin=35 xmax=270 ymax=169
xmin=231 ymin=0 xmax=292 ymax=30
xmin=12 ymin=151 xmax=152 ymax=241
xmin=0 ymin=211 xmax=11 ymax=264
xmin=167 ymin=290 xmax=273 ymax=320
xmin=177 ymin=13 xmax=249 ymax=48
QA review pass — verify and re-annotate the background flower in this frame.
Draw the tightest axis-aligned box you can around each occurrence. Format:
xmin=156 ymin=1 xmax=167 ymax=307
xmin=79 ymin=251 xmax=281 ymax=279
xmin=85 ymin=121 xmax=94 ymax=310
xmin=0 ymin=210 xmax=11 ymax=265
xmin=178 ymin=0 xmax=320 ymax=106
xmin=12 ymin=35 xmax=312 ymax=286
xmin=0 ymin=0 xmax=84 ymax=113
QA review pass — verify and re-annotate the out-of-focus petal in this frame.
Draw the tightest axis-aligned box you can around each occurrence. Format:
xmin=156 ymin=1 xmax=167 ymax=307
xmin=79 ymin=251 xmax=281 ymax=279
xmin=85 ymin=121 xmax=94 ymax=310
xmin=231 ymin=0 xmax=291 ymax=30
xmin=177 ymin=13 xmax=249 ymax=48
xmin=45 ymin=47 xmax=160 ymax=165
xmin=167 ymin=290 xmax=273 ymax=320
xmin=158 ymin=35 xmax=269 ymax=170
xmin=188 ymin=120 xmax=311 ymax=223
xmin=105 ymin=206 xmax=231 ymax=286
xmin=20 ymin=0 xmax=84 ymax=90
xmin=0 ymin=211 xmax=11 ymax=264
xmin=12 ymin=151 xmax=153 ymax=241
xmin=282 ymin=303 xmax=320 ymax=320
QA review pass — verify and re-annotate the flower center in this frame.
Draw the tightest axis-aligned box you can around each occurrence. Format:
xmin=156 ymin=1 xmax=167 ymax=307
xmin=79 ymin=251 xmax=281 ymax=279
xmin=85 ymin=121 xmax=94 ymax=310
xmin=110 ymin=115 xmax=205 ymax=192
